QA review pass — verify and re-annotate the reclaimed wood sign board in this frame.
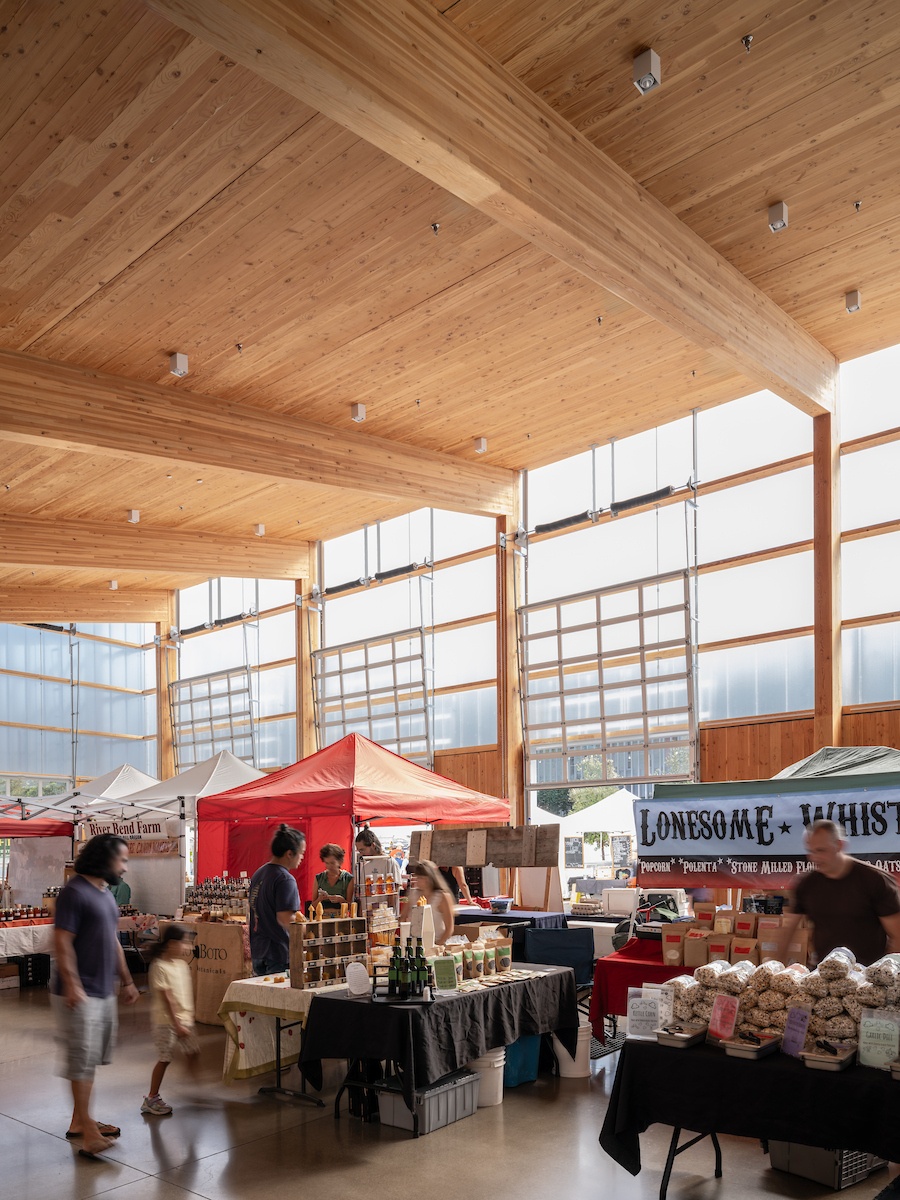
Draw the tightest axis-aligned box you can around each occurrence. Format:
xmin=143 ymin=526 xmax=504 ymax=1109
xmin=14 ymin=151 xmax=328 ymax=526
xmin=409 ymin=824 xmax=559 ymax=868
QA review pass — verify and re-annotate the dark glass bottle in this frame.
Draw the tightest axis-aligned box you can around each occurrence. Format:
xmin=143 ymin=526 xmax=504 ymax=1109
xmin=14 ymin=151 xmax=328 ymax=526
xmin=388 ymin=944 xmax=400 ymax=997
xmin=415 ymin=938 xmax=427 ymax=995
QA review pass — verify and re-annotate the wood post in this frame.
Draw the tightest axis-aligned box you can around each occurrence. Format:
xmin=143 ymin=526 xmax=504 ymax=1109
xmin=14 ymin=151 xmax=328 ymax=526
xmin=813 ymin=410 xmax=842 ymax=749
xmin=497 ymin=497 xmax=525 ymax=824
xmin=297 ymin=569 xmax=319 ymax=760
xmin=156 ymin=590 xmax=178 ymax=779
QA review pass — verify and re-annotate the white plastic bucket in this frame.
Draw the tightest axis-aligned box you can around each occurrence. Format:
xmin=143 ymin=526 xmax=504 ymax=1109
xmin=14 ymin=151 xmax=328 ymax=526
xmin=466 ymin=1047 xmax=505 ymax=1106
xmin=552 ymin=1024 xmax=592 ymax=1078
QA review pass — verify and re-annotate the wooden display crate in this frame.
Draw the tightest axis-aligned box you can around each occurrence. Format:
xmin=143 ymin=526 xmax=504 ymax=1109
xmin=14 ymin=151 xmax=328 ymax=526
xmin=288 ymin=917 xmax=368 ymax=990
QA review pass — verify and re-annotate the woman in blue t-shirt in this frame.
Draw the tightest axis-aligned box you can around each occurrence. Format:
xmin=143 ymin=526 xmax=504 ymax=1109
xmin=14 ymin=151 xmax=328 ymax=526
xmin=248 ymin=824 xmax=305 ymax=975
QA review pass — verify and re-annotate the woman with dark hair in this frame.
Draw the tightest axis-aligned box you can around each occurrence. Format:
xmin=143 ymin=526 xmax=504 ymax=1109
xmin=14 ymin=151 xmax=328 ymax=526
xmin=248 ymin=824 xmax=305 ymax=976
xmin=355 ymin=826 xmax=402 ymax=889
xmin=52 ymin=834 xmax=138 ymax=1157
xmin=315 ymin=843 xmax=354 ymax=910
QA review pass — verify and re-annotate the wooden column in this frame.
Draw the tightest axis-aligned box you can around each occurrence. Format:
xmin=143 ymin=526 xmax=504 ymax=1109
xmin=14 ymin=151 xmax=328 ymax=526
xmin=297 ymin=567 xmax=320 ymax=760
xmin=813 ymin=409 xmax=842 ymax=749
xmin=497 ymin=492 xmax=525 ymax=824
xmin=156 ymin=590 xmax=178 ymax=779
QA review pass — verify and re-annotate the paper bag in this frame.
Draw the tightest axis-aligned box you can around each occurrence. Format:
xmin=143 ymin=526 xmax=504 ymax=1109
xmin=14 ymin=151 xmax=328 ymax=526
xmin=730 ymin=937 xmax=759 ymax=965
xmin=683 ymin=929 xmax=710 ymax=968
xmin=707 ymin=934 xmax=732 ymax=962
xmin=661 ymin=927 xmax=686 ymax=967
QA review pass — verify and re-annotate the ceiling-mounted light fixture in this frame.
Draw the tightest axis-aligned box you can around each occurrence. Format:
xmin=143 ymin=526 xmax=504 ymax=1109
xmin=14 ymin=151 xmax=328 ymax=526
xmin=127 ymin=509 xmax=139 ymax=524
xmin=254 ymin=524 xmax=265 ymax=537
xmin=474 ymin=437 xmax=488 ymax=454
xmin=845 ymin=290 xmax=862 ymax=313
xmin=350 ymin=403 xmax=366 ymax=423
xmin=768 ymin=201 xmax=788 ymax=232
xmin=633 ymin=48 xmax=661 ymax=95
xmin=109 ymin=580 xmax=118 ymax=591
xmin=169 ymin=352 xmax=188 ymax=377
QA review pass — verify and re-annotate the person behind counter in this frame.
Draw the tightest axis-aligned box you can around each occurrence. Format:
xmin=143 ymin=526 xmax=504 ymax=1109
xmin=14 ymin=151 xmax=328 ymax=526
xmin=108 ymin=873 xmax=131 ymax=906
xmin=404 ymin=860 xmax=455 ymax=947
xmin=355 ymin=827 xmax=403 ymax=888
xmin=315 ymin=844 xmax=355 ymax=910
xmin=438 ymin=865 xmax=473 ymax=905
xmin=249 ymin=824 xmax=305 ymax=976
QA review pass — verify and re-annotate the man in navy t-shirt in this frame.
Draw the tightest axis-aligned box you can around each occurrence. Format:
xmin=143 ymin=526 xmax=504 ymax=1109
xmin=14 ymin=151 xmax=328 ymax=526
xmin=249 ymin=823 xmax=305 ymax=974
xmin=53 ymin=834 xmax=138 ymax=1158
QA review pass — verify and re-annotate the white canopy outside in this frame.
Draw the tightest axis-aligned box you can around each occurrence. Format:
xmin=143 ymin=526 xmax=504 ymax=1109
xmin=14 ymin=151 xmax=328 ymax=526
xmin=531 ymin=787 xmax=638 ymax=836
xmin=1 ymin=762 xmax=158 ymax=822
xmin=119 ymin=751 xmax=265 ymax=818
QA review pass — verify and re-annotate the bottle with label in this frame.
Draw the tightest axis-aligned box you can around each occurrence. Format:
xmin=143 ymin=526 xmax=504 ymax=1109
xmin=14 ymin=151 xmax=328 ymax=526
xmin=388 ymin=943 xmax=400 ymax=997
xmin=406 ymin=938 xmax=420 ymax=997
xmin=415 ymin=938 xmax=427 ymax=995
xmin=398 ymin=943 xmax=410 ymax=1000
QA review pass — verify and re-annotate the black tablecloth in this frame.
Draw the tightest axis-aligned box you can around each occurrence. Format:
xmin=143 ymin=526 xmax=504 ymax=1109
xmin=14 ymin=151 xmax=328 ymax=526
xmin=453 ymin=910 xmax=568 ymax=926
xmin=301 ymin=965 xmax=578 ymax=1108
xmin=600 ymin=1040 xmax=900 ymax=1177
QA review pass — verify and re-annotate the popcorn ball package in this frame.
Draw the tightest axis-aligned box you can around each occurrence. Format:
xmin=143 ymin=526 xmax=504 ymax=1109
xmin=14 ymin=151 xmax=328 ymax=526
xmin=749 ymin=960 xmax=784 ymax=990
xmin=824 ymin=1015 xmax=858 ymax=1040
xmin=673 ymin=997 xmax=695 ymax=1021
xmin=747 ymin=1007 xmax=770 ymax=1028
xmin=866 ymin=957 xmax=900 ymax=987
xmin=768 ymin=1008 xmax=789 ymax=1030
xmin=693 ymin=998 xmax=716 ymax=1022
xmin=808 ymin=1015 xmax=826 ymax=1037
xmin=800 ymin=970 xmax=829 ymax=997
xmin=817 ymin=947 xmax=856 ymax=980
xmin=828 ymin=969 xmax=865 ymax=997
xmin=856 ymin=983 xmax=887 ymax=1008
xmin=758 ymin=989 xmax=786 ymax=1012
xmin=737 ymin=989 xmax=759 ymax=1013
xmin=719 ymin=962 xmax=755 ymax=994
xmin=667 ymin=975 xmax=696 ymax=997
xmin=842 ymin=995 xmax=863 ymax=1022
xmin=770 ymin=969 xmax=801 ymax=996
xmin=813 ymin=994 xmax=844 ymax=1019
xmin=695 ymin=960 xmax=732 ymax=987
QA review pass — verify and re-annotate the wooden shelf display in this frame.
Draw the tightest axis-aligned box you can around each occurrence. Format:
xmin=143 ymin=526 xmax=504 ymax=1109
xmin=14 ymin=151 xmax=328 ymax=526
xmin=288 ymin=916 xmax=367 ymax=990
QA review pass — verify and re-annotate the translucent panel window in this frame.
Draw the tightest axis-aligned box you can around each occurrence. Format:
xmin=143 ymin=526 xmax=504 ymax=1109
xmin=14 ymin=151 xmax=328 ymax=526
xmin=78 ymin=690 xmax=156 ymax=738
xmin=257 ymin=612 xmax=295 ymax=664
xmin=699 ymin=637 xmax=813 ymax=721
xmin=432 ymin=557 xmax=495 ymax=625
xmin=843 ymin=623 xmax=900 ymax=706
xmin=75 ymin=734 xmax=157 ymax=779
xmin=526 ymin=506 xmax=687 ymax=605
xmin=74 ymin=624 xmax=152 ymax=643
xmin=697 ymin=391 xmax=811 ymax=480
xmin=179 ymin=626 xmax=246 ymax=677
xmin=698 ymin=553 xmax=813 ymax=643
xmin=432 ymin=686 xmax=497 ymax=751
xmin=324 ymin=577 xmax=429 ymax=646
xmin=257 ymin=664 xmax=296 ymax=718
xmin=0 ymin=726 xmax=69 ymax=776
xmin=256 ymin=718 xmax=297 ymax=770
xmin=698 ymin=468 xmax=812 ymax=562
xmin=76 ymin=640 xmax=152 ymax=690
xmin=841 ymin=444 xmax=900 ymax=531
xmin=842 ymin=534 xmax=900 ymax=621
xmin=433 ymin=622 xmax=496 ymax=689
xmin=840 ymin=344 xmax=900 ymax=441
xmin=431 ymin=510 xmax=495 ymax=559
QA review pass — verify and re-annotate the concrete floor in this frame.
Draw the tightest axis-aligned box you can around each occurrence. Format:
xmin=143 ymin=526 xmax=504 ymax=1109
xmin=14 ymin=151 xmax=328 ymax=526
xmin=0 ymin=984 xmax=891 ymax=1200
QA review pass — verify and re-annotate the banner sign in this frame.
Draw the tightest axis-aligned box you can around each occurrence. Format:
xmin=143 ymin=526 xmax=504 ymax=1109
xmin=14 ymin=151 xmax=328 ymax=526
xmin=125 ymin=838 xmax=179 ymax=857
xmin=637 ymin=775 xmax=900 ymax=888
xmin=85 ymin=818 xmax=175 ymax=839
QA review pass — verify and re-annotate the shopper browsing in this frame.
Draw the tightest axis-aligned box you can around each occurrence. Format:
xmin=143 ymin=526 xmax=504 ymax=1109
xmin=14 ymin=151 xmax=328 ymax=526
xmin=404 ymin=860 xmax=455 ymax=947
xmin=249 ymin=824 xmax=305 ymax=975
xmin=355 ymin=827 xmax=403 ymax=889
xmin=142 ymin=925 xmax=199 ymax=1115
xmin=315 ymin=843 xmax=354 ymax=910
xmin=52 ymin=834 xmax=139 ymax=1159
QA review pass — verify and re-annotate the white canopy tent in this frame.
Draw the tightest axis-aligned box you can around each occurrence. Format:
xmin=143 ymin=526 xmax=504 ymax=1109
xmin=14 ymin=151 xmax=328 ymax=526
xmin=531 ymin=787 xmax=638 ymax=836
xmin=0 ymin=762 xmax=158 ymax=822
xmin=120 ymin=750 xmax=266 ymax=819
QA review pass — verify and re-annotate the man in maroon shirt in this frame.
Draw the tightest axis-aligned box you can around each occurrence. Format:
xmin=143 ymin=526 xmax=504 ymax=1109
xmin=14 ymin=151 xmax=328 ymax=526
xmin=781 ymin=819 xmax=900 ymax=1196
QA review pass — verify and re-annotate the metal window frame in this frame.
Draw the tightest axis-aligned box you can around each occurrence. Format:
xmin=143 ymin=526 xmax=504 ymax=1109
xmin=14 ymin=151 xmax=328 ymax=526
xmin=517 ymin=568 xmax=696 ymax=790
xmin=168 ymin=665 xmax=257 ymax=770
xmin=311 ymin=625 xmax=433 ymax=767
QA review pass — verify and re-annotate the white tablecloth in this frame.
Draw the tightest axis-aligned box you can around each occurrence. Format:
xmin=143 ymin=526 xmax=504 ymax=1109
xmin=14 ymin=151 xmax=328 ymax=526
xmin=0 ymin=924 xmax=55 ymax=958
xmin=218 ymin=975 xmax=347 ymax=1083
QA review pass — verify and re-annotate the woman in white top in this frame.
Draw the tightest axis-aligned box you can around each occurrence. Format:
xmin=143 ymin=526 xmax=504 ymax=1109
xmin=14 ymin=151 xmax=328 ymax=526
xmin=405 ymin=860 xmax=455 ymax=947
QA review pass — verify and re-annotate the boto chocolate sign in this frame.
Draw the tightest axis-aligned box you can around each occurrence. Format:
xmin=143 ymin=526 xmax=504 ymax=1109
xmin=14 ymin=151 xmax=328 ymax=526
xmin=637 ymin=776 xmax=900 ymax=889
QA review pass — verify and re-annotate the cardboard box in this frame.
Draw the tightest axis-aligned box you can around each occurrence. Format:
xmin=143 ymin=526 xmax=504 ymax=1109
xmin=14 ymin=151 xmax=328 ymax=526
xmin=683 ymin=930 xmax=710 ymax=968
xmin=707 ymin=934 xmax=733 ymax=962
xmin=0 ymin=964 xmax=19 ymax=991
xmin=730 ymin=937 xmax=760 ymax=966
xmin=693 ymin=903 xmax=716 ymax=928
xmin=784 ymin=929 xmax=810 ymax=967
xmin=733 ymin=912 xmax=758 ymax=939
xmin=660 ymin=927 xmax=686 ymax=967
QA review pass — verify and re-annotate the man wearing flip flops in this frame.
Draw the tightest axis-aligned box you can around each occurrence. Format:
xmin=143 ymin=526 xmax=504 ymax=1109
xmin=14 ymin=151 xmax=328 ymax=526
xmin=52 ymin=834 xmax=139 ymax=1159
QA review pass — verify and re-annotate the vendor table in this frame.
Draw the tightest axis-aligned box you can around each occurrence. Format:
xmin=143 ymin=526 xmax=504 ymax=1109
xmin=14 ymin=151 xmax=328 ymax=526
xmin=0 ymin=921 xmax=54 ymax=957
xmin=453 ymin=910 xmax=568 ymax=960
xmin=218 ymin=975 xmax=347 ymax=1086
xmin=600 ymin=1040 xmax=900 ymax=1198
xmin=300 ymin=965 xmax=579 ymax=1136
xmin=589 ymin=938 xmax=683 ymax=1043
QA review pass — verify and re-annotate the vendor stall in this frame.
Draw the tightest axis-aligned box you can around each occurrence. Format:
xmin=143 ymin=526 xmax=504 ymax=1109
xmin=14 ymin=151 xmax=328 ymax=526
xmin=197 ymin=733 xmax=510 ymax=912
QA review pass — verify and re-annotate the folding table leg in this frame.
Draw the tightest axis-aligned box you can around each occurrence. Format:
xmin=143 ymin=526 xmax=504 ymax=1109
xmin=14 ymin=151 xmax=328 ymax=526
xmin=258 ymin=1018 xmax=324 ymax=1107
xmin=659 ymin=1127 xmax=723 ymax=1200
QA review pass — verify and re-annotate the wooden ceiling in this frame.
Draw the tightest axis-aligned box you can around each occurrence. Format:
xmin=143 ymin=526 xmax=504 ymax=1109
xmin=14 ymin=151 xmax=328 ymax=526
xmin=0 ymin=0 xmax=898 ymax=595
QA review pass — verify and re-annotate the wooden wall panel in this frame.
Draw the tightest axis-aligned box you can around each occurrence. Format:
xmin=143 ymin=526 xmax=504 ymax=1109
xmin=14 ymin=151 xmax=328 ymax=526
xmin=433 ymin=746 xmax=504 ymax=798
xmin=701 ymin=706 xmax=900 ymax=782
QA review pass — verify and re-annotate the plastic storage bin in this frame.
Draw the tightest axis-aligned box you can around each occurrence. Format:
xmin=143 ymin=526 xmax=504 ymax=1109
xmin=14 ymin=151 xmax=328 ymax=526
xmin=466 ymin=1047 xmax=505 ymax=1105
xmin=504 ymin=1034 xmax=541 ymax=1086
xmin=374 ymin=1069 xmax=481 ymax=1134
xmin=769 ymin=1142 xmax=888 ymax=1190
xmin=552 ymin=1022 xmax=592 ymax=1078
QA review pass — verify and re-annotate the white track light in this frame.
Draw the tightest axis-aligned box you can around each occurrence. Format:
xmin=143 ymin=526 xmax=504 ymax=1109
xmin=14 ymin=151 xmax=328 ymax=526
xmin=474 ymin=437 xmax=488 ymax=454
xmin=350 ymin=403 xmax=366 ymax=423
xmin=768 ymin=201 xmax=788 ymax=233
xmin=633 ymin=49 xmax=661 ymax=95
xmin=169 ymin=352 xmax=188 ymax=377
xmin=127 ymin=509 xmax=139 ymax=524
xmin=254 ymin=524 xmax=265 ymax=537
xmin=845 ymin=290 xmax=862 ymax=313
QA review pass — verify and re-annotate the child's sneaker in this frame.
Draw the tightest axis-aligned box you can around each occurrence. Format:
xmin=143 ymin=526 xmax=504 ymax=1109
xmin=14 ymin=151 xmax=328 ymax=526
xmin=140 ymin=1095 xmax=172 ymax=1115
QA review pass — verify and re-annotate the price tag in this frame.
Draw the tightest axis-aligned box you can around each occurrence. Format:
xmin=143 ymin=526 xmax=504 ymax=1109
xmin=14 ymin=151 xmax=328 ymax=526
xmin=859 ymin=1008 xmax=900 ymax=1070
xmin=626 ymin=987 xmax=659 ymax=1040
xmin=432 ymin=956 xmax=458 ymax=994
xmin=781 ymin=1005 xmax=811 ymax=1057
xmin=707 ymin=994 xmax=739 ymax=1043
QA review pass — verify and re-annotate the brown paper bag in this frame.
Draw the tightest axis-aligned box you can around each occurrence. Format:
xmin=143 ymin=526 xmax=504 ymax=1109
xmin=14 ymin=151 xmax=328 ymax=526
xmin=660 ymin=927 xmax=685 ymax=967
xmin=730 ymin=937 xmax=759 ymax=966
xmin=193 ymin=922 xmax=249 ymax=1025
xmin=707 ymin=934 xmax=732 ymax=962
xmin=683 ymin=929 xmax=710 ymax=968
xmin=693 ymin=903 xmax=716 ymax=928
xmin=733 ymin=912 xmax=758 ymax=939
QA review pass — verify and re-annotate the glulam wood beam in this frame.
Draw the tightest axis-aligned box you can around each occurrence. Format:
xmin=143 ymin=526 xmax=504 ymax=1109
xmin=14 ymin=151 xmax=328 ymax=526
xmin=145 ymin=0 xmax=836 ymax=417
xmin=0 ymin=588 xmax=170 ymax=624
xmin=813 ymin=411 xmax=842 ymax=749
xmin=0 ymin=513 xmax=310 ymax=579
xmin=0 ymin=349 xmax=517 ymax=516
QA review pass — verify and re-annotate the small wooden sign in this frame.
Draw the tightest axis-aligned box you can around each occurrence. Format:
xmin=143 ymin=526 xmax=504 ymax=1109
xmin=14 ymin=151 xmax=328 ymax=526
xmin=409 ymin=824 xmax=559 ymax=867
xmin=466 ymin=829 xmax=487 ymax=866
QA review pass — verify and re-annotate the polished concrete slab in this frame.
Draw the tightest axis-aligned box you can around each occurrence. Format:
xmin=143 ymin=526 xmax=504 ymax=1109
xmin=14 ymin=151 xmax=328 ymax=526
xmin=0 ymin=985 xmax=890 ymax=1200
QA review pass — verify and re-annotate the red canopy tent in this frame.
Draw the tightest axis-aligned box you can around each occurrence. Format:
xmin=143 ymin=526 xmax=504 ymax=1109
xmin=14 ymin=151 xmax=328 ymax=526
xmin=0 ymin=817 xmax=74 ymax=838
xmin=197 ymin=733 xmax=510 ymax=904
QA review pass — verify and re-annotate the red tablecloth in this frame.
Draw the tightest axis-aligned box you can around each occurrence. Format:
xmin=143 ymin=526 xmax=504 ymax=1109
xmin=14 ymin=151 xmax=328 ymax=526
xmin=0 ymin=918 xmax=52 ymax=928
xmin=589 ymin=937 xmax=684 ymax=1043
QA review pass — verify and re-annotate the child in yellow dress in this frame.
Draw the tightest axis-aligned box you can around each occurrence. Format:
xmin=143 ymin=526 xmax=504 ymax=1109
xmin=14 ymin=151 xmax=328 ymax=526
xmin=142 ymin=924 xmax=199 ymax=1115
